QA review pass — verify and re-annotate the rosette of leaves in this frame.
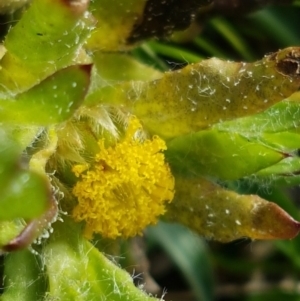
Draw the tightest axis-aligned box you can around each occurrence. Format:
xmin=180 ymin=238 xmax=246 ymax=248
xmin=1 ymin=1 xmax=300 ymax=301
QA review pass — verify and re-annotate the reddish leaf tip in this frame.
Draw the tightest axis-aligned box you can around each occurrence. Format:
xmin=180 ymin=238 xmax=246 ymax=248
xmin=1 ymin=195 xmax=58 ymax=252
xmin=252 ymin=200 xmax=300 ymax=240
xmin=79 ymin=64 xmax=93 ymax=75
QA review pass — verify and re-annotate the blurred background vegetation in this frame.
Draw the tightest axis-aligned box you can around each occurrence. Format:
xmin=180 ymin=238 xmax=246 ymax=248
xmin=131 ymin=2 xmax=300 ymax=301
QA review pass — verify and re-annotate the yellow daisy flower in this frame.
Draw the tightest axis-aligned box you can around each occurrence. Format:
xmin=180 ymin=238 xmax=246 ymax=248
xmin=72 ymin=116 xmax=175 ymax=239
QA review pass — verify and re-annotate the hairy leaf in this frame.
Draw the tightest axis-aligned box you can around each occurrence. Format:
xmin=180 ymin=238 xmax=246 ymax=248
xmin=166 ymin=128 xmax=284 ymax=180
xmin=166 ymin=177 xmax=300 ymax=242
xmin=92 ymin=47 xmax=300 ymax=139
xmin=214 ymin=92 xmax=300 ymax=135
xmin=1 ymin=250 xmax=46 ymax=301
xmin=43 ymin=217 xmax=161 ymax=301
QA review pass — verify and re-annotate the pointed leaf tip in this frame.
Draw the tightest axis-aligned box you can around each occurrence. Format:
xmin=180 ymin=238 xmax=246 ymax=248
xmin=251 ymin=199 xmax=300 ymax=240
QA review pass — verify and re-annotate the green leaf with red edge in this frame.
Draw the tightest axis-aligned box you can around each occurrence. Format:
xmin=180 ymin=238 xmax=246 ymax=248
xmin=0 ymin=65 xmax=91 ymax=125
xmin=166 ymin=177 xmax=300 ymax=242
xmin=0 ymin=0 xmax=93 ymax=95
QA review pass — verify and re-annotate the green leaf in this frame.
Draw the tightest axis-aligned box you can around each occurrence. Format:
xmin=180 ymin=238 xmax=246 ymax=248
xmin=1 ymin=250 xmax=46 ymax=301
xmin=147 ymin=222 xmax=214 ymax=301
xmin=0 ymin=130 xmax=49 ymax=220
xmin=166 ymin=128 xmax=283 ymax=180
xmin=214 ymin=92 xmax=300 ymax=136
xmin=207 ymin=93 xmax=300 ymax=181
xmin=166 ymin=177 xmax=300 ymax=242
xmin=43 ymin=217 xmax=161 ymax=301
xmin=0 ymin=0 xmax=92 ymax=95
xmin=165 ymin=93 xmax=300 ymax=182
xmin=0 ymin=170 xmax=50 ymax=220
xmin=256 ymin=156 xmax=300 ymax=176
xmin=0 ymin=65 xmax=91 ymax=125
xmin=259 ymin=130 xmax=300 ymax=151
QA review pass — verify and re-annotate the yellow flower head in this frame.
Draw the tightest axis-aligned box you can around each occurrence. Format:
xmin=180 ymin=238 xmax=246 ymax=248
xmin=72 ymin=116 xmax=175 ymax=239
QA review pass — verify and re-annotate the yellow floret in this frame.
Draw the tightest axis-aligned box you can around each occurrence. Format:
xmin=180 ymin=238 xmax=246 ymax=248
xmin=72 ymin=116 xmax=175 ymax=239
